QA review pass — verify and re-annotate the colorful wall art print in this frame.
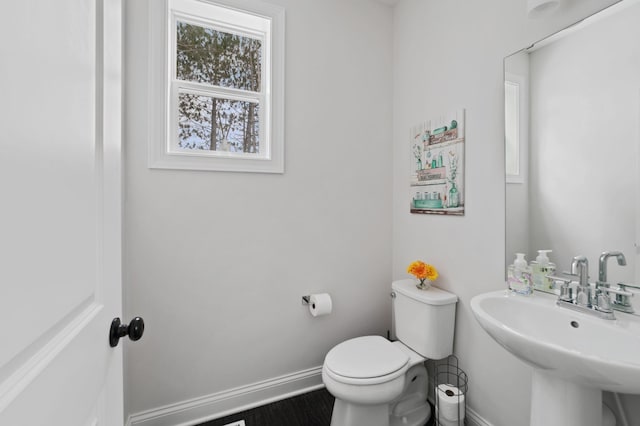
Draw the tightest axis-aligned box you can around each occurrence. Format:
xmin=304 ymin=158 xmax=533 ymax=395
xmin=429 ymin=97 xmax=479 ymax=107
xmin=410 ymin=109 xmax=465 ymax=216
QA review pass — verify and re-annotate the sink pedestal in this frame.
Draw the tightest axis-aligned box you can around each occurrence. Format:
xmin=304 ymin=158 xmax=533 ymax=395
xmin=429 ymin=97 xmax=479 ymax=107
xmin=531 ymin=370 xmax=602 ymax=426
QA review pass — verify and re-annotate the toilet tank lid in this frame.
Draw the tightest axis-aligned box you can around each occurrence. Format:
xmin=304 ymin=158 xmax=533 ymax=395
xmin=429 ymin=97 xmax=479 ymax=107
xmin=392 ymin=279 xmax=458 ymax=305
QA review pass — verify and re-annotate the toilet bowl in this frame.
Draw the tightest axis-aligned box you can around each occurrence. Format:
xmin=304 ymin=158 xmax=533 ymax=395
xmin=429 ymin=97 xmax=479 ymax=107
xmin=323 ymin=336 xmax=410 ymax=406
xmin=323 ymin=336 xmax=431 ymax=426
xmin=322 ymin=280 xmax=458 ymax=426
xmin=389 ymin=344 xmax=431 ymax=426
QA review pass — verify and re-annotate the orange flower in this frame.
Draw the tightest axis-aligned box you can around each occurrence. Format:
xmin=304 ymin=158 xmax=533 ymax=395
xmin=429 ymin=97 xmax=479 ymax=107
xmin=407 ymin=260 xmax=439 ymax=281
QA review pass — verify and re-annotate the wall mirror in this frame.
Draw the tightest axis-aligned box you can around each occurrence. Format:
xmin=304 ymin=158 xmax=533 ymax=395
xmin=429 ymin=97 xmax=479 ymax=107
xmin=504 ymin=0 xmax=640 ymax=309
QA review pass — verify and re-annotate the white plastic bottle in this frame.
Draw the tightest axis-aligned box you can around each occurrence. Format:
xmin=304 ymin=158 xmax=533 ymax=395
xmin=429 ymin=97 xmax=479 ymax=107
xmin=508 ymin=253 xmax=532 ymax=295
xmin=531 ymin=250 xmax=556 ymax=291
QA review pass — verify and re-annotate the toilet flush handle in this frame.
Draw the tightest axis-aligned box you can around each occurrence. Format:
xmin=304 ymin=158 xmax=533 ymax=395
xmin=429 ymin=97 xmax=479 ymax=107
xmin=390 ymin=291 xmax=396 ymax=299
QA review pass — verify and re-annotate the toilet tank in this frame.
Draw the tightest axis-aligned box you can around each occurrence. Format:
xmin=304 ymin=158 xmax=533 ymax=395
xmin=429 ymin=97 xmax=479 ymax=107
xmin=392 ymin=279 xmax=458 ymax=359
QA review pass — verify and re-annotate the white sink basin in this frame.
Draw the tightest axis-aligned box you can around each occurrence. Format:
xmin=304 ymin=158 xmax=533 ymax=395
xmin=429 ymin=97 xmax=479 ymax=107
xmin=470 ymin=290 xmax=640 ymax=393
xmin=471 ymin=290 xmax=640 ymax=426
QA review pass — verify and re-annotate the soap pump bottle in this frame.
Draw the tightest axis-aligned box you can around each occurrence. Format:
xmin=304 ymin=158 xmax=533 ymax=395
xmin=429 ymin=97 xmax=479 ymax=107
xmin=508 ymin=253 xmax=532 ymax=295
xmin=532 ymin=250 xmax=556 ymax=291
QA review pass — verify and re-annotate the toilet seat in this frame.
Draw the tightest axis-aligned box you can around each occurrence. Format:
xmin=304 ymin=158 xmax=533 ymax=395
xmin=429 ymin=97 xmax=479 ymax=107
xmin=324 ymin=336 xmax=409 ymax=385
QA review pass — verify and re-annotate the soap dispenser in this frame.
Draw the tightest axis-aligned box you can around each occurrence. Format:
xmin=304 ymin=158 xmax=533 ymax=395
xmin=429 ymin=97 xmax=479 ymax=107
xmin=508 ymin=253 xmax=532 ymax=295
xmin=531 ymin=250 xmax=556 ymax=291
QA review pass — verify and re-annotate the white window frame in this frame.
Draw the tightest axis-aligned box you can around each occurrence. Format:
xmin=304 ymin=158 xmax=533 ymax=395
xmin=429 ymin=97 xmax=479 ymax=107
xmin=505 ymin=72 xmax=526 ymax=184
xmin=148 ymin=0 xmax=285 ymax=173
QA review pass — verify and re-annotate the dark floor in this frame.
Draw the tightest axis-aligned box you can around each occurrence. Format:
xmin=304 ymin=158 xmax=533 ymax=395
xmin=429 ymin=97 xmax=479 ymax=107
xmin=198 ymin=389 xmax=333 ymax=426
xmin=197 ymin=388 xmax=435 ymax=426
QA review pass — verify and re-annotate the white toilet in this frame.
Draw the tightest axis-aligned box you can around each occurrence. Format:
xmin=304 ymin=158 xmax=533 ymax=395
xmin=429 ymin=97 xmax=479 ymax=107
xmin=322 ymin=279 xmax=458 ymax=426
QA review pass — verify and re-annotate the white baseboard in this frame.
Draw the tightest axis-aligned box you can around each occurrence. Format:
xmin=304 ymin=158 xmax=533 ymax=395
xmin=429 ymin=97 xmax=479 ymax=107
xmin=125 ymin=365 xmax=494 ymax=426
xmin=126 ymin=366 xmax=324 ymax=426
xmin=466 ymin=405 xmax=493 ymax=426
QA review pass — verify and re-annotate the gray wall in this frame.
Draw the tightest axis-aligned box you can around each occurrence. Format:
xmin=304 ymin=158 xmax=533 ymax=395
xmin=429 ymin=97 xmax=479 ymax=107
xmin=124 ymin=0 xmax=393 ymax=419
xmin=392 ymin=0 xmax=618 ymax=425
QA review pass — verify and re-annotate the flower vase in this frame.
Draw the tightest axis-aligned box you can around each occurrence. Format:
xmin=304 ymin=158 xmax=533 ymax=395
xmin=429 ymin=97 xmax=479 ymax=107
xmin=416 ymin=280 xmax=432 ymax=290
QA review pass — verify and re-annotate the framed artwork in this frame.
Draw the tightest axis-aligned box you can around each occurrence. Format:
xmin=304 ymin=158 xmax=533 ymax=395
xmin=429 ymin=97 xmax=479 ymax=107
xmin=410 ymin=109 xmax=465 ymax=215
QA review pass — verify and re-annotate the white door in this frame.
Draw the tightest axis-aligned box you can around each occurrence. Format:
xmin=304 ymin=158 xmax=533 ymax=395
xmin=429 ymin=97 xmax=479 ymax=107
xmin=0 ymin=0 xmax=126 ymax=425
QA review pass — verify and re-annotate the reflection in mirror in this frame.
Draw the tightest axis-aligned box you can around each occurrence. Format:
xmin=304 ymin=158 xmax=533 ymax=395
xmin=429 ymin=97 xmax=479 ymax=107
xmin=504 ymin=0 xmax=640 ymax=309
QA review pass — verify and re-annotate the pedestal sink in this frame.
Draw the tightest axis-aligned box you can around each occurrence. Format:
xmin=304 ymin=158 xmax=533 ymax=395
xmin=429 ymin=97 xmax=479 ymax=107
xmin=470 ymin=290 xmax=640 ymax=426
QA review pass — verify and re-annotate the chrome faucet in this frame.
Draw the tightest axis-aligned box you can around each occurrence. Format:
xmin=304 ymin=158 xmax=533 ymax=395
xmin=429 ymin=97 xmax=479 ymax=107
xmin=551 ymin=254 xmax=634 ymax=320
xmin=571 ymin=256 xmax=591 ymax=307
xmin=549 ymin=255 xmax=615 ymax=319
xmin=596 ymin=251 xmax=635 ymax=313
xmin=598 ymin=251 xmax=626 ymax=284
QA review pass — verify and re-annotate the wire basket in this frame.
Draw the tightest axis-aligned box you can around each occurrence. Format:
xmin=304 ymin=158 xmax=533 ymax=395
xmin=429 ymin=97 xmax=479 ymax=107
xmin=434 ymin=355 xmax=468 ymax=426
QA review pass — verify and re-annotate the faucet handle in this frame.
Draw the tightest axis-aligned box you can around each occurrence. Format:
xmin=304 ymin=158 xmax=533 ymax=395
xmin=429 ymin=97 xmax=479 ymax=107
xmin=594 ymin=288 xmax=613 ymax=313
xmin=599 ymin=285 xmax=633 ymax=297
xmin=560 ymin=271 xmax=589 ymax=283
xmin=548 ymin=272 xmax=575 ymax=285
xmin=612 ymin=283 xmax=637 ymax=314
xmin=558 ymin=282 xmax=573 ymax=302
xmin=618 ymin=282 xmax=640 ymax=290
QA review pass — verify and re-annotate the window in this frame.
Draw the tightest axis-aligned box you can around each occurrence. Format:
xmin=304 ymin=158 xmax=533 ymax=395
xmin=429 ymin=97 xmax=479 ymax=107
xmin=505 ymin=80 xmax=520 ymax=180
xmin=149 ymin=0 xmax=285 ymax=173
xmin=505 ymin=73 xmax=526 ymax=184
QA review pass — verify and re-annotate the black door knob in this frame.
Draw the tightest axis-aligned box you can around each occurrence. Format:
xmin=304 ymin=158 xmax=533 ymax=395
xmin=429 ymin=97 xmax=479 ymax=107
xmin=109 ymin=317 xmax=145 ymax=347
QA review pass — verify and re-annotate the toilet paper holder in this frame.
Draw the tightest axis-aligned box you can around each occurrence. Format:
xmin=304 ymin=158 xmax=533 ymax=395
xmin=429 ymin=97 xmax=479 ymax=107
xmin=302 ymin=293 xmax=333 ymax=317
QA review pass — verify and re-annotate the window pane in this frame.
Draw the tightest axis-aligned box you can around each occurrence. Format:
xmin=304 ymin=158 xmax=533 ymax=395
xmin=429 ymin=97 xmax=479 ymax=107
xmin=505 ymin=81 xmax=520 ymax=176
xmin=176 ymin=21 xmax=262 ymax=92
xmin=178 ymin=93 xmax=260 ymax=153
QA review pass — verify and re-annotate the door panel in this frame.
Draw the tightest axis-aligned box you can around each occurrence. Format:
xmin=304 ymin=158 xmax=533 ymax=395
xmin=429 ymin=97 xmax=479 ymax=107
xmin=0 ymin=0 xmax=123 ymax=424
xmin=1 ymin=0 xmax=97 ymax=370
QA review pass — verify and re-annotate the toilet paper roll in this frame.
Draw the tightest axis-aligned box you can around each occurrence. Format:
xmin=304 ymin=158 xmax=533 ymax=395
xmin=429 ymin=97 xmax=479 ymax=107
xmin=437 ymin=384 xmax=465 ymax=422
xmin=436 ymin=417 xmax=460 ymax=426
xmin=309 ymin=293 xmax=332 ymax=317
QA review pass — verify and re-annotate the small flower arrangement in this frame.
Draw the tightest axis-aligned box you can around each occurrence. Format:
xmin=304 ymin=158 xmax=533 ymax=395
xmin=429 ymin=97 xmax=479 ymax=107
xmin=407 ymin=260 xmax=439 ymax=290
xmin=448 ymin=150 xmax=458 ymax=184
